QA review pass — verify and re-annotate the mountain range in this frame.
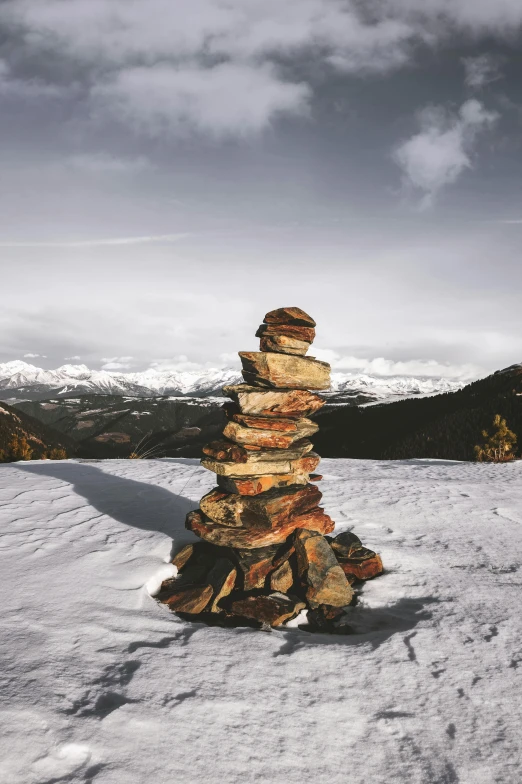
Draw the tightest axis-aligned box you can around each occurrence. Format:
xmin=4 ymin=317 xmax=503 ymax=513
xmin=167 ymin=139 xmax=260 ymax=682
xmin=0 ymin=360 xmax=467 ymax=404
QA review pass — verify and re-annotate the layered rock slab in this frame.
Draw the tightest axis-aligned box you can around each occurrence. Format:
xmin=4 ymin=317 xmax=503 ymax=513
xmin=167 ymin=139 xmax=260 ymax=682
xmin=239 ymin=352 xmax=330 ymax=390
xmin=186 ymin=507 xmax=334 ymax=548
xmin=223 ymin=385 xmax=325 ymax=418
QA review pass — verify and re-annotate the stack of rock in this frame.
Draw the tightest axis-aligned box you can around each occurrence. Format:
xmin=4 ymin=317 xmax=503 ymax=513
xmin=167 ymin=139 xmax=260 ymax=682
xmin=157 ymin=307 xmax=383 ymax=633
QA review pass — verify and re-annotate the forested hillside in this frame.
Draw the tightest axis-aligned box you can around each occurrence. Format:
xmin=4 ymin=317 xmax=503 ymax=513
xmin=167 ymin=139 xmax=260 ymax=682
xmin=314 ymin=365 xmax=522 ymax=461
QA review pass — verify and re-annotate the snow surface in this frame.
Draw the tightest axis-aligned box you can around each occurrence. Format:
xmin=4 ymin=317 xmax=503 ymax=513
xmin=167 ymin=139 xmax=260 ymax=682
xmin=1 ymin=457 xmax=521 ymax=784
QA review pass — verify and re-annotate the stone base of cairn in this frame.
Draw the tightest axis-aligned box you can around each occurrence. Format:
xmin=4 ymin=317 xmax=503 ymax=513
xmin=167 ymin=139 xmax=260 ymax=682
xmin=156 ymin=307 xmax=383 ymax=633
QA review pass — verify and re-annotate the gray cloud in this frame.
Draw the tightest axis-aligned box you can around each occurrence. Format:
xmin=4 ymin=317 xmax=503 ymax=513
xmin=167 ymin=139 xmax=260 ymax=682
xmin=0 ymin=0 xmax=520 ymax=140
xmin=462 ymin=54 xmax=503 ymax=89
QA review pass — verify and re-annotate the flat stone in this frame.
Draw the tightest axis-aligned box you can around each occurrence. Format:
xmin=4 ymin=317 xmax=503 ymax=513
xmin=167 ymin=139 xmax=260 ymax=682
xmin=202 ymin=440 xmax=249 ymax=463
xmin=171 ymin=543 xmax=194 ymax=571
xmin=229 ymin=594 xmax=306 ymax=627
xmin=206 ymin=558 xmax=237 ymax=612
xmin=223 ymin=419 xmax=318 ymax=449
xmin=263 ymin=307 xmax=316 ymax=327
xmin=223 ymin=384 xmax=325 ymax=418
xmin=338 ymin=554 xmax=384 ymax=580
xmin=270 ymin=559 xmax=294 ymax=593
xmin=216 ymin=471 xmax=310 ymax=496
xmin=329 ymin=531 xmax=384 ymax=580
xmin=200 ymin=483 xmax=322 ymax=529
xmin=256 ymin=324 xmax=316 ymax=343
xmin=186 ymin=506 xmax=334 ymax=549
xmin=158 ymin=583 xmax=213 ymax=614
xmin=201 ymin=451 xmax=320 ymax=478
xmin=229 ymin=413 xmax=314 ymax=432
xmin=294 ymin=530 xmax=353 ymax=608
xmin=259 ymin=335 xmax=310 ymax=356
xmin=233 ymin=544 xmax=282 ymax=590
xmin=239 ymin=352 xmax=330 ymax=390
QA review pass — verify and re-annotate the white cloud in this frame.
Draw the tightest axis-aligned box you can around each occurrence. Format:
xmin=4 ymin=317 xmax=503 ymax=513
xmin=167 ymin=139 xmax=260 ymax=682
xmin=393 ymin=99 xmax=498 ymax=208
xmin=313 ymin=349 xmax=483 ymax=381
xmin=66 ymin=153 xmax=150 ymax=174
xmin=93 ymin=62 xmax=310 ymax=138
xmin=0 ymin=234 xmax=189 ymax=248
xmin=23 ymin=352 xmax=46 ymax=358
xmin=462 ymin=54 xmax=502 ymax=89
xmin=148 ymin=356 xmax=209 ymax=373
xmin=101 ymin=355 xmax=134 ymax=370
xmin=64 ymin=355 xmax=81 ymax=360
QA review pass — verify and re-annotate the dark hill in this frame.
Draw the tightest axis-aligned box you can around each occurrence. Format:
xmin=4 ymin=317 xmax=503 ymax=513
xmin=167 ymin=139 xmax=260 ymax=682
xmin=313 ymin=364 xmax=522 ymax=461
xmin=14 ymin=395 xmax=226 ymax=459
xmin=0 ymin=401 xmax=74 ymax=461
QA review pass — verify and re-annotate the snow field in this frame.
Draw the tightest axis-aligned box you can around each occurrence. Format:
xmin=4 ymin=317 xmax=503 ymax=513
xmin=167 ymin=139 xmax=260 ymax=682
xmin=0 ymin=457 xmax=521 ymax=783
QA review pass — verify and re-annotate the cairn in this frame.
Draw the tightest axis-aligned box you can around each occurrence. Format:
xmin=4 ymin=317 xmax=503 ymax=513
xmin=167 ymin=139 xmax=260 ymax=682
xmin=157 ymin=307 xmax=383 ymax=632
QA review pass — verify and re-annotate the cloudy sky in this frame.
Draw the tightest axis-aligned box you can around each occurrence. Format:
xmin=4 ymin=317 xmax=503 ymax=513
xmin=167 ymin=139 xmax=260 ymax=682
xmin=1 ymin=0 xmax=522 ymax=380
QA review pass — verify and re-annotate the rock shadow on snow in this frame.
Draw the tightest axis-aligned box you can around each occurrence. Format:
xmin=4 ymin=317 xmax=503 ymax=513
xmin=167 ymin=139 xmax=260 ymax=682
xmin=13 ymin=461 xmax=197 ymax=541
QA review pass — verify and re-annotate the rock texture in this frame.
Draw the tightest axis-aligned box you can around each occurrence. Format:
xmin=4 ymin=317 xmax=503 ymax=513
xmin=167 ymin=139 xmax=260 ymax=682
xmin=156 ymin=307 xmax=383 ymax=631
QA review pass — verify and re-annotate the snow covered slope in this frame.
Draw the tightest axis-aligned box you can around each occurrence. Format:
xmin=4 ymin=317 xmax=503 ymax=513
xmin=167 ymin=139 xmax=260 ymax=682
xmin=0 ymin=360 xmax=466 ymax=403
xmin=1 ymin=458 xmax=521 ymax=783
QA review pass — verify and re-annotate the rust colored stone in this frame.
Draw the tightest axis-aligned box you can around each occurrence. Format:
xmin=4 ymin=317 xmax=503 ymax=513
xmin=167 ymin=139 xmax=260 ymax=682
xmin=231 ymin=413 xmax=311 ymax=432
xmin=294 ymin=530 xmax=353 ymax=608
xmin=229 ymin=594 xmax=306 ymax=627
xmin=263 ymin=307 xmax=316 ymax=327
xmin=206 ymin=558 xmax=238 ymax=612
xmin=239 ymin=352 xmax=330 ymax=390
xmin=200 ymin=483 xmax=322 ymax=529
xmin=309 ymin=473 xmax=323 ymax=482
xmin=255 ymin=324 xmax=316 ymax=343
xmin=185 ymin=506 xmax=334 ymax=549
xmin=270 ymin=559 xmax=294 ymax=593
xmin=202 ymin=440 xmax=248 ymax=463
xmin=233 ymin=545 xmax=281 ymax=590
xmin=171 ymin=543 xmax=194 ymax=571
xmin=338 ymin=554 xmax=384 ymax=581
xmin=201 ymin=440 xmax=313 ymax=474
xmin=222 ymin=384 xmax=325 ymax=418
xmin=259 ymin=335 xmax=310 ymax=356
xmin=329 ymin=531 xmax=384 ymax=580
xmin=159 ymin=584 xmax=213 ymax=614
xmin=223 ymin=419 xmax=318 ymax=449
xmin=216 ymin=471 xmax=310 ymax=496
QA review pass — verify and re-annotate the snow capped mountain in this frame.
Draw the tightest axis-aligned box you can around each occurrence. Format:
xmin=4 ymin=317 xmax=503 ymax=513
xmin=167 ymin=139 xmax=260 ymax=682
xmin=0 ymin=360 xmax=469 ymax=403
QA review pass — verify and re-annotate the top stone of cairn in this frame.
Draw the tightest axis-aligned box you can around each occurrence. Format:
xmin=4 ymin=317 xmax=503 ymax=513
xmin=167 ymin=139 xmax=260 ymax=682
xmin=263 ymin=306 xmax=316 ymax=328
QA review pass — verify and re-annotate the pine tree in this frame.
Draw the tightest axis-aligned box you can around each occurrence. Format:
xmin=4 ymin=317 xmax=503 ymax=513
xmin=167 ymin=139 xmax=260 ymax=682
xmin=474 ymin=415 xmax=517 ymax=463
xmin=8 ymin=435 xmax=34 ymax=461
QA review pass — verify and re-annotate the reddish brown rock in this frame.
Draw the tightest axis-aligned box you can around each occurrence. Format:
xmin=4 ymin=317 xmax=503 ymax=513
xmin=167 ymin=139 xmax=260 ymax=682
xmin=329 ymin=531 xmax=384 ymax=580
xmin=202 ymin=440 xmax=248 ymax=463
xmin=186 ymin=506 xmax=334 ymax=549
xmin=206 ymin=558 xmax=237 ymax=612
xmin=270 ymin=559 xmax=294 ymax=593
xmin=223 ymin=419 xmax=318 ymax=449
xmin=309 ymin=473 xmax=323 ymax=482
xmin=200 ymin=484 xmax=321 ymax=529
xmin=338 ymin=555 xmax=383 ymax=580
xmin=229 ymin=594 xmax=306 ymax=627
xmin=158 ymin=584 xmax=213 ymax=614
xmin=239 ymin=352 xmax=330 ymax=390
xmin=216 ymin=471 xmax=310 ymax=496
xmin=294 ymin=529 xmax=353 ymax=608
xmin=263 ymin=306 xmax=316 ymax=327
xmin=171 ymin=543 xmax=194 ymax=571
xmin=256 ymin=323 xmax=316 ymax=343
xmin=229 ymin=412 xmax=312 ymax=432
xmin=233 ymin=545 xmax=281 ymax=590
xmin=259 ymin=335 xmax=310 ymax=356
xmin=222 ymin=384 xmax=325 ymax=418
